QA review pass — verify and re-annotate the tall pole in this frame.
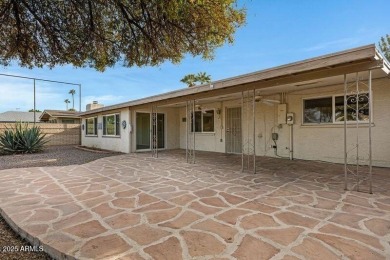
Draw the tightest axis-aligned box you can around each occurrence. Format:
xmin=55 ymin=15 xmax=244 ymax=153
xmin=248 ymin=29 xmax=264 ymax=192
xmin=79 ymin=84 xmax=82 ymax=112
xmin=33 ymin=79 xmax=36 ymax=124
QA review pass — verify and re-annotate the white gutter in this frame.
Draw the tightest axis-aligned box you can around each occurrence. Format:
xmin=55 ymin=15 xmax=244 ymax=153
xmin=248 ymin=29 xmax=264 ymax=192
xmin=375 ymin=48 xmax=390 ymax=75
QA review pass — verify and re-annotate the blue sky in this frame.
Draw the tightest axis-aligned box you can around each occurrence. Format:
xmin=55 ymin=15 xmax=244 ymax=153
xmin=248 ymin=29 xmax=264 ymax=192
xmin=0 ymin=0 xmax=388 ymax=112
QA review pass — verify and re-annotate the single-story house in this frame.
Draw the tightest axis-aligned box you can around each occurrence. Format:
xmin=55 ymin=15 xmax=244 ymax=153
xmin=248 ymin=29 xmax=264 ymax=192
xmin=39 ymin=110 xmax=81 ymax=124
xmin=79 ymin=44 xmax=390 ymax=173
xmin=0 ymin=111 xmax=43 ymax=123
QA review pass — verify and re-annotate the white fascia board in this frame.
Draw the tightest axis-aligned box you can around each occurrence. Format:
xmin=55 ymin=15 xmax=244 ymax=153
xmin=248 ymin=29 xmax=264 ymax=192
xmin=375 ymin=48 xmax=390 ymax=76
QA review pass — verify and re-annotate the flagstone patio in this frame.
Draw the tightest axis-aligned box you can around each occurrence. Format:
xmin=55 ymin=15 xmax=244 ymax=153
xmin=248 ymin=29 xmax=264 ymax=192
xmin=0 ymin=150 xmax=389 ymax=259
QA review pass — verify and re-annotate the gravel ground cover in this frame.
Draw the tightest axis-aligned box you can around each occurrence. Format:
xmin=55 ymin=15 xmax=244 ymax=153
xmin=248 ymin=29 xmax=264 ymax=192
xmin=0 ymin=145 xmax=121 ymax=170
xmin=0 ymin=145 xmax=121 ymax=260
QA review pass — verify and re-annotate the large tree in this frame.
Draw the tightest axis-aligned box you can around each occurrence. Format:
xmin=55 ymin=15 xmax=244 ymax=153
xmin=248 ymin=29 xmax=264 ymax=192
xmin=0 ymin=1 xmax=245 ymax=71
xmin=379 ymin=34 xmax=390 ymax=61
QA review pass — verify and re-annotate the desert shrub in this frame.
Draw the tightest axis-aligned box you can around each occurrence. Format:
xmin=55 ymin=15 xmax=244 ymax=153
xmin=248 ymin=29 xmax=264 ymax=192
xmin=0 ymin=122 xmax=48 ymax=154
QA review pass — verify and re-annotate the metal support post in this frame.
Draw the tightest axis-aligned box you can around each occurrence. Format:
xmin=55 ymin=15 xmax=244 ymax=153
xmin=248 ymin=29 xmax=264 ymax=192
xmin=253 ymin=89 xmax=256 ymax=173
xmin=248 ymin=92 xmax=250 ymax=170
xmin=186 ymin=100 xmax=196 ymax=164
xmin=344 ymin=71 xmax=373 ymax=193
xmin=193 ymin=100 xmax=196 ymax=163
xmin=186 ymin=102 xmax=188 ymax=163
xmin=368 ymin=70 xmax=373 ymax=194
xmin=241 ymin=92 xmax=244 ymax=172
xmin=356 ymin=73 xmax=360 ymax=191
xmin=241 ymin=90 xmax=256 ymax=173
xmin=344 ymin=74 xmax=348 ymax=190
xmin=151 ymin=105 xmax=158 ymax=158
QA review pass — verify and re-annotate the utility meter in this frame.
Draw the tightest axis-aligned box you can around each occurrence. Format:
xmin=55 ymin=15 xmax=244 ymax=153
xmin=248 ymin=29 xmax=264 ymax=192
xmin=286 ymin=113 xmax=294 ymax=125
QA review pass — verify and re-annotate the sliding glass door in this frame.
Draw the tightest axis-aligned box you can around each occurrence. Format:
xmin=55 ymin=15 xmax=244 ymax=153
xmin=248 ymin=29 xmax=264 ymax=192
xmin=136 ymin=112 xmax=165 ymax=151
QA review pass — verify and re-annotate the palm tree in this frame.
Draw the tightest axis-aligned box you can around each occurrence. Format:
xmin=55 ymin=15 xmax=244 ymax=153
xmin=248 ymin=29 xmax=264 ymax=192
xmin=64 ymin=99 xmax=70 ymax=110
xmin=379 ymin=34 xmax=390 ymax=61
xmin=180 ymin=74 xmax=197 ymax=87
xmin=69 ymin=89 xmax=76 ymax=109
xmin=196 ymin=72 xmax=211 ymax=84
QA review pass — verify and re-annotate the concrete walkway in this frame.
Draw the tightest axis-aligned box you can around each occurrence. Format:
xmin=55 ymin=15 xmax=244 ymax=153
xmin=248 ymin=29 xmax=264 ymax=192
xmin=0 ymin=150 xmax=389 ymax=259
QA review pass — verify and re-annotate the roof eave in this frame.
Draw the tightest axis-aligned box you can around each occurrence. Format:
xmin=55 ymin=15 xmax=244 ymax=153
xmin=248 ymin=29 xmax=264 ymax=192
xmin=80 ymin=44 xmax=380 ymax=116
xmin=376 ymin=49 xmax=390 ymax=75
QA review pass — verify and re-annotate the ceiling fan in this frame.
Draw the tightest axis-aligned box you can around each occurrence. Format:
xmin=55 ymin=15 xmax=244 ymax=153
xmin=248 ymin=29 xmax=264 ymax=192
xmin=254 ymin=96 xmax=281 ymax=106
xmin=195 ymin=104 xmax=214 ymax=113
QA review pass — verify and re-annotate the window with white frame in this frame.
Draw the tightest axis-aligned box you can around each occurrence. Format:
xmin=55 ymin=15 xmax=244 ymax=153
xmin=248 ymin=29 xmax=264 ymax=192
xmin=103 ymin=114 xmax=120 ymax=136
xmin=303 ymin=93 xmax=370 ymax=124
xmin=85 ymin=117 xmax=97 ymax=135
xmin=191 ymin=110 xmax=215 ymax=132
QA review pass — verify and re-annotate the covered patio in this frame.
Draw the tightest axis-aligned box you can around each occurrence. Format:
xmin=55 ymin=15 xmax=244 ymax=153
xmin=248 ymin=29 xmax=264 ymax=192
xmin=0 ymin=150 xmax=389 ymax=259
xmin=81 ymin=44 xmax=390 ymax=195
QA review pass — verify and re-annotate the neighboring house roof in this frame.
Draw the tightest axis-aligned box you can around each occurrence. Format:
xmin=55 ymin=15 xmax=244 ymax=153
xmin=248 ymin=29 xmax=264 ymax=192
xmin=80 ymin=44 xmax=390 ymax=116
xmin=40 ymin=110 xmax=80 ymax=121
xmin=0 ymin=111 xmax=43 ymax=122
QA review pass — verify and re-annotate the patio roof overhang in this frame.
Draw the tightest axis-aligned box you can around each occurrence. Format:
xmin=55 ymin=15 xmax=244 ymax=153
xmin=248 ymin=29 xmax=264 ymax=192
xmin=80 ymin=44 xmax=390 ymax=115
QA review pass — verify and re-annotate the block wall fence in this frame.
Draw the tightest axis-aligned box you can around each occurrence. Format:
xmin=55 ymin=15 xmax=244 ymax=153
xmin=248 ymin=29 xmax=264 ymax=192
xmin=0 ymin=123 xmax=80 ymax=146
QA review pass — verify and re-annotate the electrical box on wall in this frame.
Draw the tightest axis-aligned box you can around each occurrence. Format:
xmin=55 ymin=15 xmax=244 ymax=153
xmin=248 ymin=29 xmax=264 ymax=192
xmin=277 ymin=104 xmax=287 ymax=124
xmin=287 ymin=112 xmax=294 ymax=125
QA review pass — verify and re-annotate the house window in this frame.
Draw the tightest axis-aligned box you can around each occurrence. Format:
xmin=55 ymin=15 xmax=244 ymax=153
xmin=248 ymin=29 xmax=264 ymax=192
xmin=103 ymin=114 xmax=120 ymax=136
xmin=191 ymin=110 xmax=215 ymax=132
xmin=303 ymin=94 xmax=370 ymax=124
xmin=335 ymin=94 xmax=369 ymax=122
xmin=303 ymin=97 xmax=332 ymax=123
xmin=86 ymin=117 xmax=97 ymax=135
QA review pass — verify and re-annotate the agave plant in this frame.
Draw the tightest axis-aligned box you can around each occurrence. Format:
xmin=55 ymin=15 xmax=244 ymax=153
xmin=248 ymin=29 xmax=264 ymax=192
xmin=0 ymin=129 xmax=18 ymax=153
xmin=0 ymin=122 xmax=48 ymax=154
